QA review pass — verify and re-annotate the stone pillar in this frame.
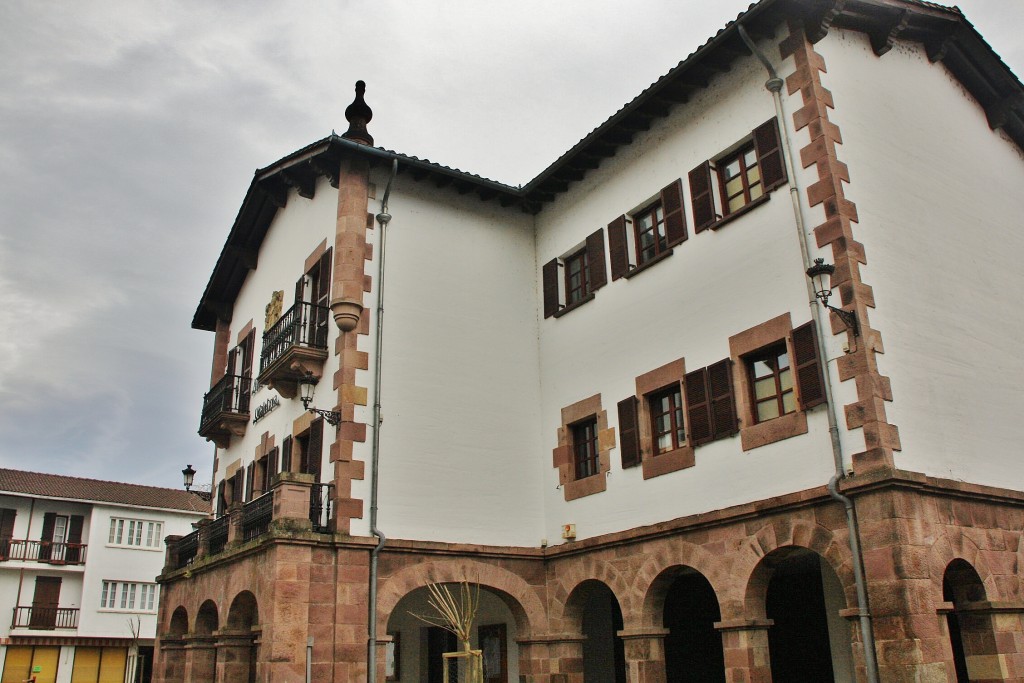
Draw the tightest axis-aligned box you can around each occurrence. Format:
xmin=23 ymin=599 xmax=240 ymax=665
xmin=715 ymin=619 xmax=773 ymax=683
xmin=184 ymin=634 xmax=217 ymax=682
xmin=271 ymin=471 xmax=314 ymax=530
xmin=330 ymin=157 xmax=370 ymax=333
xmin=154 ymin=638 xmax=185 ymax=683
xmin=162 ymin=535 xmax=183 ymax=574
xmin=226 ymin=501 xmax=244 ymax=547
xmin=194 ymin=519 xmax=212 ymax=560
xmin=516 ymin=634 xmax=585 ymax=683
xmin=216 ymin=629 xmax=257 ymax=683
xmin=618 ymin=627 xmax=669 ymax=683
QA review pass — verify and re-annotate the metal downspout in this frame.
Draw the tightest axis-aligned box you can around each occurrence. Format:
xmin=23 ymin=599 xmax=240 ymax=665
xmin=367 ymin=158 xmax=397 ymax=683
xmin=738 ymin=24 xmax=880 ymax=683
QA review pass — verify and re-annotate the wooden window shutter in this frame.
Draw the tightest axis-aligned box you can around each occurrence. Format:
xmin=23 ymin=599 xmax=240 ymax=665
xmin=753 ymin=118 xmax=787 ymax=192
xmin=282 ymin=436 xmax=293 ymax=473
xmin=217 ymin=481 xmax=226 ymax=516
xmin=232 ymin=469 xmax=244 ymax=504
xmin=689 ymin=161 xmax=716 ymax=233
xmin=661 ymin=179 xmax=688 ymax=247
xmin=0 ymin=509 xmax=14 ymax=560
xmin=542 ymin=259 xmax=560 ymax=319
xmin=225 ymin=347 xmax=238 ymax=378
xmin=66 ymin=516 xmax=84 ymax=563
xmin=617 ymin=396 xmax=641 ymax=469
xmin=607 ymin=215 xmax=631 ymax=280
xmin=267 ymin=447 xmax=279 ymax=487
xmin=317 ymin=248 xmax=333 ymax=307
xmin=307 ymin=418 xmax=324 ymax=480
xmin=707 ymin=359 xmax=739 ymax=440
xmin=792 ymin=321 xmax=826 ymax=409
xmin=239 ymin=332 xmax=254 ymax=412
xmin=586 ymin=229 xmax=608 ymax=292
xmin=295 ymin=275 xmax=305 ymax=304
xmin=685 ymin=368 xmax=714 ymax=446
xmin=40 ymin=512 xmax=56 ymax=541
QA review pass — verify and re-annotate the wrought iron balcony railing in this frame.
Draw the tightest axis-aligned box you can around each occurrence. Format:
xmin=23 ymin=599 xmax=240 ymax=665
xmin=207 ymin=515 xmax=229 ymax=556
xmin=173 ymin=530 xmax=199 ymax=569
xmin=259 ymin=301 xmax=330 ymax=375
xmin=0 ymin=539 xmax=87 ymax=565
xmin=12 ymin=606 xmax=79 ymax=630
xmin=199 ymin=373 xmax=251 ymax=432
xmin=241 ymin=493 xmax=273 ymax=542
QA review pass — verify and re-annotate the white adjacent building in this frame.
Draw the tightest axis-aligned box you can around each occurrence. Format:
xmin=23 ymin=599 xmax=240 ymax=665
xmin=157 ymin=0 xmax=1024 ymax=681
xmin=0 ymin=470 xmax=208 ymax=683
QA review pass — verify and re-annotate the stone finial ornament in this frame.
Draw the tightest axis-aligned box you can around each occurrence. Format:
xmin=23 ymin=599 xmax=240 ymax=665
xmin=342 ymin=80 xmax=373 ymax=145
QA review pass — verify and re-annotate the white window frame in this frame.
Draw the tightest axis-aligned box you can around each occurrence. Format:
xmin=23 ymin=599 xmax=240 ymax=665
xmin=99 ymin=580 xmax=158 ymax=613
xmin=108 ymin=518 xmax=163 ymax=549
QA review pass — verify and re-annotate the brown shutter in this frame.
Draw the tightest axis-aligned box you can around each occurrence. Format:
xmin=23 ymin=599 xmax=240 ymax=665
xmin=282 ymin=436 xmax=293 ymax=473
xmin=225 ymin=347 xmax=237 ymax=378
xmin=66 ymin=516 xmax=84 ymax=564
xmin=607 ymin=215 xmax=630 ymax=280
xmin=661 ymin=179 xmax=688 ymax=247
xmin=39 ymin=513 xmax=56 ymax=561
xmin=267 ymin=447 xmax=279 ymax=487
xmin=217 ymin=481 xmax=226 ymax=516
xmin=586 ymin=229 xmax=607 ymax=292
xmin=239 ymin=332 xmax=254 ymax=412
xmin=753 ymin=118 xmax=787 ymax=192
xmin=295 ymin=275 xmax=305 ymax=304
xmin=0 ymin=509 xmax=15 ymax=560
xmin=792 ymin=321 xmax=826 ymax=409
xmin=542 ymin=259 xmax=560 ymax=319
xmin=30 ymin=576 xmax=61 ymax=629
xmin=315 ymin=248 xmax=333 ymax=346
xmin=245 ymin=463 xmax=255 ymax=501
xmin=689 ymin=161 xmax=716 ymax=232
xmin=307 ymin=419 xmax=324 ymax=480
xmin=617 ymin=397 xmax=641 ymax=469
xmin=685 ymin=368 xmax=713 ymax=446
xmin=232 ymin=469 xmax=244 ymax=504
xmin=707 ymin=359 xmax=738 ymax=439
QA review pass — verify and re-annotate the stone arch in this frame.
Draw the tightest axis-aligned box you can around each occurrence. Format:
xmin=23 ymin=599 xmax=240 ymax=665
xmin=633 ymin=541 xmax=729 ymax=629
xmin=168 ymin=606 xmax=188 ymax=637
xmin=376 ymin=559 xmax=547 ymax=637
xmin=738 ymin=519 xmax=854 ymax=619
xmin=927 ymin=529 xmax=997 ymax=603
xmin=547 ymin=556 xmax=632 ymax=633
xmin=226 ymin=590 xmax=259 ymax=630
xmin=195 ymin=599 xmax=219 ymax=634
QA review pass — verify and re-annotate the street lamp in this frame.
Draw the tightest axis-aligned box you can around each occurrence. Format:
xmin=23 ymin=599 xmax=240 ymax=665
xmin=806 ymin=258 xmax=860 ymax=337
xmin=297 ymin=374 xmax=341 ymax=426
xmin=181 ymin=464 xmax=196 ymax=492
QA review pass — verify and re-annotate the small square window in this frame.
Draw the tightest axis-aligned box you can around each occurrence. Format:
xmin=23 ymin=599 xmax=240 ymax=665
xmin=632 ymin=201 xmax=667 ymax=266
xmin=649 ymin=385 xmax=686 ymax=455
xmin=746 ymin=343 xmax=795 ymax=423
xmin=572 ymin=418 xmax=600 ymax=480
xmin=718 ymin=144 xmax=763 ymax=216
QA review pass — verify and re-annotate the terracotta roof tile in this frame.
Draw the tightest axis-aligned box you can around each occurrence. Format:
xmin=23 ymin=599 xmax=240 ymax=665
xmin=0 ymin=469 xmax=211 ymax=514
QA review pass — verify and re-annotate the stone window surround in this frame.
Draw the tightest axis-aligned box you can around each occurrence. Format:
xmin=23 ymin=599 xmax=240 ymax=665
xmin=633 ymin=358 xmax=696 ymax=480
xmin=552 ymin=394 xmax=615 ymax=502
xmin=729 ymin=312 xmax=808 ymax=451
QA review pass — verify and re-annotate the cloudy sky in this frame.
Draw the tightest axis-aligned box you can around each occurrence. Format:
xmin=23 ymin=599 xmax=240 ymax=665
xmin=0 ymin=1 xmax=1020 ymax=492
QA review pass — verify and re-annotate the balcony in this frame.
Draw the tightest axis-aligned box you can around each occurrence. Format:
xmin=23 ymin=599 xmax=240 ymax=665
xmin=12 ymin=606 xmax=79 ymax=630
xmin=198 ymin=372 xmax=251 ymax=448
xmin=257 ymin=301 xmax=330 ymax=398
xmin=166 ymin=475 xmax=334 ymax=572
xmin=0 ymin=539 xmax=87 ymax=565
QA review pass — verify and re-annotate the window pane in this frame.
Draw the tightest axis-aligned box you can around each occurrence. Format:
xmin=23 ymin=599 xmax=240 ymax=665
xmin=779 ymin=368 xmax=793 ymax=392
xmin=134 ymin=523 xmax=142 ymax=546
xmin=108 ymin=520 xmax=116 ymax=544
xmin=754 ymin=377 xmax=777 ymax=400
xmin=746 ymin=165 xmax=761 ymax=185
xmin=723 ymin=158 xmax=740 ymax=178
xmin=153 ymin=524 xmax=162 ymax=546
xmin=725 ymin=176 xmax=743 ymax=197
xmin=743 ymin=148 xmax=757 ymax=166
xmin=749 ymin=184 xmax=763 ymax=201
xmin=115 ymin=520 xmax=123 ymax=544
xmin=757 ymin=401 xmax=780 ymax=421
xmin=128 ymin=584 xmax=136 ymax=610
xmin=777 ymin=351 xmax=790 ymax=369
xmin=752 ymin=360 xmax=771 ymax=379
xmin=782 ymin=391 xmax=797 ymax=414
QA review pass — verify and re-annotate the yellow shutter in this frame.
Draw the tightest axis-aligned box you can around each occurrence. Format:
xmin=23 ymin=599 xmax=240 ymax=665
xmin=1 ymin=646 xmax=33 ymax=683
xmin=30 ymin=647 xmax=60 ymax=683
xmin=97 ymin=648 xmax=126 ymax=683
xmin=71 ymin=647 xmax=101 ymax=682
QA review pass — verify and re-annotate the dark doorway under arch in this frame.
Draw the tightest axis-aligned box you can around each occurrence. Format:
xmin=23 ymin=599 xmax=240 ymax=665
xmin=663 ymin=570 xmax=725 ymax=682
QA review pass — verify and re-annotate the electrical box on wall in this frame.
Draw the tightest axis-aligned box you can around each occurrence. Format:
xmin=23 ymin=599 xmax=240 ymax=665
xmin=562 ymin=523 xmax=576 ymax=540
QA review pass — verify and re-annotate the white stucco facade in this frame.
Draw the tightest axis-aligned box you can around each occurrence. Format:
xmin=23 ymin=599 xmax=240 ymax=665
xmin=0 ymin=479 xmax=206 ymax=683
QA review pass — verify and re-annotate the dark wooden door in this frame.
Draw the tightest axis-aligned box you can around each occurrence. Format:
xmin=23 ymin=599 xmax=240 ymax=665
xmin=479 ymin=623 xmax=507 ymax=683
xmin=427 ymin=627 xmax=457 ymax=683
xmin=30 ymin=576 xmax=61 ymax=629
